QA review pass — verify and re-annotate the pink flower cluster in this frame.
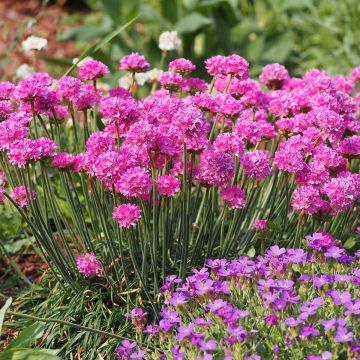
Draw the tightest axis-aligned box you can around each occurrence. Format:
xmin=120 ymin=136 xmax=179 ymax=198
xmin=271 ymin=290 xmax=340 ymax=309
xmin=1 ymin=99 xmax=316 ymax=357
xmin=76 ymin=253 xmax=101 ymax=277
xmin=113 ymin=203 xmax=142 ymax=228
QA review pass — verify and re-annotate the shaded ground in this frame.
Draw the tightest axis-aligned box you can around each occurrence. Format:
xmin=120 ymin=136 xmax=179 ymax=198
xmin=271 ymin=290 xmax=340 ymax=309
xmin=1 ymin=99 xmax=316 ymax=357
xmin=0 ymin=0 xmax=86 ymax=79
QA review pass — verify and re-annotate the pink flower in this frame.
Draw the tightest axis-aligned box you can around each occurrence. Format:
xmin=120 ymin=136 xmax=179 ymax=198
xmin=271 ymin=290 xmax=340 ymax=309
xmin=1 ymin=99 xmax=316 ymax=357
xmin=119 ymin=52 xmax=150 ymax=72
xmin=241 ymin=150 xmax=270 ymax=180
xmin=259 ymin=63 xmax=289 ymax=89
xmin=11 ymin=185 xmax=36 ymax=207
xmin=182 ymin=78 xmax=208 ymax=94
xmin=321 ymin=172 xmax=360 ymax=211
xmin=72 ymin=84 xmax=98 ymax=110
xmin=291 ymin=185 xmax=325 ymax=215
xmin=199 ymin=149 xmax=235 ymax=186
xmin=52 ymin=152 xmax=75 ymax=170
xmin=336 ymin=135 xmax=360 ymax=157
xmin=159 ymin=71 xmax=184 ymax=92
xmin=351 ymin=65 xmax=360 ymax=83
xmin=79 ymin=60 xmax=109 ymax=81
xmin=113 ymin=203 xmax=141 ymax=228
xmin=169 ymin=58 xmax=195 ymax=75
xmin=115 ymin=166 xmax=152 ymax=198
xmin=76 ymin=253 xmax=101 ymax=277
xmin=254 ymin=219 xmax=268 ymax=233
xmin=0 ymin=81 xmax=15 ymax=100
xmin=205 ymin=55 xmax=249 ymax=80
xmin=220 ymin=185 xmax=246 ymax=209
xmin=157 ymin=175 xmax=181 ymax=197
xmin=14 ymin=72 xmax=52 ymax=101
xmin=0 ymin=120 xmax=29 ymax=151
xmin=56 ymin=76 xmax=83 ymax=99
xmin=99 ymin=96 xmax=139 ymax=127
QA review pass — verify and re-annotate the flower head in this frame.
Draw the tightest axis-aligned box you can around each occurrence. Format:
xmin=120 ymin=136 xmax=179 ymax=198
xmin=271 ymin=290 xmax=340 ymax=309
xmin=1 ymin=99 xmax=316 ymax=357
xmin=76 ymin=253 xmax=101 ymax=277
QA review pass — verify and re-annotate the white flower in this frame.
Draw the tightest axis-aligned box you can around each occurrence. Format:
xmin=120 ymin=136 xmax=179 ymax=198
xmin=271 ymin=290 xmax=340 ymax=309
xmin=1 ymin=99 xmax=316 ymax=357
xmin=117 ymin=74 xmax=132 ymax=89
xmin=15 ymin=64 xmax=35 ymax=80
xmin=72 ymin=56 xmax=93 ymax=67
xmin=135 ymin=72 xmax=148 ymax=86
xmin=22 ymin=35 xmax=48 ymax=52
xmin=146 ymin=68 xmax=164 ymax=82
xmin=158 ymin=31 xmax=181 ymax=51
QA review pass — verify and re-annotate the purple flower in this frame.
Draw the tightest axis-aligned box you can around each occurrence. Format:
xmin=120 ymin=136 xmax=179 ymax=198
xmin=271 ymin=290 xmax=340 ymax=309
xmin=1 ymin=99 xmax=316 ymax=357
xmin=264 ymin=314 xmax=279 ymax=326
xmin=266 ymin=245 xmax=286 ymax=257
xmin=301 ymin=324 xmax=320 ymax=337
xmin=335 ymin=327 xmax=353 ymax=342
xmin=284 ymin=317 xmax=302 ymax=327
xmin=199 ymin=340 xmax=217 ymax=351
xmin=324 ymin=246 xmax=345 ymax=259
xmin=322 ymin=319 xmax=337 ymax=331
xmin=176 ymin=324 xmax=195 ymax=341
xmin=329 ymin=290 xmax=352 ymax=305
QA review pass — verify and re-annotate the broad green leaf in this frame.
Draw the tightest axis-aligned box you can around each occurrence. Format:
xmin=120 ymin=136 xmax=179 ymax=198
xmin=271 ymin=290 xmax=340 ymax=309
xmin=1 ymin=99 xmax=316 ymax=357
xmin=6 ymin=322 xmax=45 ymax=350
xmin=262 ymin=32 xmax=294 ymax=63
xmin=0 ymin=297 xmax=12 ymax=335
xmin=175 ymin=13 xmax=213 ymax=34
xmin=247 ymin=246 xmax=256 ymax=258
xmin=0 ymin=349 xmax=61 ymax=360
xmin=343 ymin=237 xmax=357 ymax=250
xmin=64 ymin=16 xmax=138 ymax=76
xmin=101 ymin=0 xmax=122 ymax=24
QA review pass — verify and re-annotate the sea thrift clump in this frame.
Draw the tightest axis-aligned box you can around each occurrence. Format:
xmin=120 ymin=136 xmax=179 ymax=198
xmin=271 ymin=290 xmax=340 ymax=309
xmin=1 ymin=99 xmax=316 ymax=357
xmin=11 ymin=186 xmax=36 ymax=208
xmin=157 ymin=175 xmax=181 ymax=197
xmin=76 ymin=253 xmax=101 ymax=277
xmin=119 ymin=53 xmax=150 ymax=73
xmin=113 ymin=204 xmax=142 ymax=228
xmin=79 ymin=60 xmax=109 ymax=81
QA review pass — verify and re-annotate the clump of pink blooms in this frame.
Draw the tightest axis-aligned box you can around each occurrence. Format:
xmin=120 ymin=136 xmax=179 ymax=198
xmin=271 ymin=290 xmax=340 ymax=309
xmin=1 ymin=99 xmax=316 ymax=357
xmin=76 ymin=253 xmax=101 ymax=277
xmin=119 ymin=52 xmax=150 ymax=73
xmin=117 ymin=233 xmax=360 ymax=359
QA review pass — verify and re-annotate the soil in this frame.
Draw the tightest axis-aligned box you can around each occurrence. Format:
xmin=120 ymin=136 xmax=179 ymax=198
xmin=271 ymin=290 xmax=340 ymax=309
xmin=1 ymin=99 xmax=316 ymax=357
xmin=0 ymin=0 xmax=88 ymax=79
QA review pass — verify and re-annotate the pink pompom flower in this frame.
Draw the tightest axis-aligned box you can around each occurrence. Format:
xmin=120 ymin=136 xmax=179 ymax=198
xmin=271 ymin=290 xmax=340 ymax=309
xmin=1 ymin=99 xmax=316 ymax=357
xmin=115 ymin=166 xmax=152 ymax=198
xmin=259 ymin=63 xmax=289 ymax=90
xmin=254 ymin=219 xmax=268 ymax=233
xmin=169 ymin=58 xmax=195 ymax=76
xmin=11 ymin=185 xmax=36 ymax=208
xmin=113 ymin=203 xmax=141 ymax=228
xmin=241 ymin=150 xmax=270 ymax=181
xmin=157 ymin=175 xmax=181 ymax=197
xmin=220 ymin=185 xmax=246 ymax=209
xmin=76 ymin=253 xmax=101 ymax=277
xmin=79 ymin=60 xmax=109 ymax=81
xmin=52 ymin=152 xmax=75 ymax=170
xmin=119 ymin=52 xmax=150 ymax=73
xmin=159 ymin=71 xmax=184 ymax=92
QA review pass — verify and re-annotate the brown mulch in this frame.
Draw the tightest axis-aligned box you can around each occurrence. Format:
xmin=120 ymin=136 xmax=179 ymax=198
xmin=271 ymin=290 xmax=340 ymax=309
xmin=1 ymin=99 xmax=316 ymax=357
xmin=0 ymin=0 xmax=88 ymax=79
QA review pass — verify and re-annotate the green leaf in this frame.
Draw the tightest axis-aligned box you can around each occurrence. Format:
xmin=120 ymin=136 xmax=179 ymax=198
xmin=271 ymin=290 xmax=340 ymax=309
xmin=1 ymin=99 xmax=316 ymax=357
xmin=0 ymin=297 xmax=12 ymax=335
xmin=64 ymin=16 xmax=138 ymax=76
xmin=6 ymin=322 xmax=45 ymax=350
xmin=343 ymin=237 xmax=357 ymax=250
xmin=262 ymin=32 xmax=294 ymax=63
xmin=101 ymin=0 xmax=122 ymax=24
xmin=0 ymin=349 xmax=61 ymax=360
xmin=59 ymin=25 xmax=111 ymax=42
xmin=175 ymin=13 xmax=213 ymax=34
xmin=247 ymin=246 xmax=256 ymax=258
xmin=160 ymin=0 xmax=179 ymax=23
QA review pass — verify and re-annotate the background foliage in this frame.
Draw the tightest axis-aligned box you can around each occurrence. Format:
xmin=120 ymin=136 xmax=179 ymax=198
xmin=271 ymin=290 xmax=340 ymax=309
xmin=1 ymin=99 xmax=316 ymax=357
xmin=59 ymin=0 xmax=360 ymax=79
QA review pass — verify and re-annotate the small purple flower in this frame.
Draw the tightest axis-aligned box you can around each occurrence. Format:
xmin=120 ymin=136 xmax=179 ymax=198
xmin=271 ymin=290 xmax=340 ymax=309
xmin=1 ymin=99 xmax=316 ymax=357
xmin=176 ymin=324 xmax=195 ymax=341
xmin=301 ymin=324 xmax=320 ymax=337
xmin=324 ymin=246 xmax=345 ymax=259
xmin=264 ymin=314 xmax=279 ymax=326
xmin=199 ymin=340 xmax=217 ymax=351
xmin=335 ymin=327 xmax=353 ymax=342
xmin=322 ymin=319 xmax=337 ymax=331
xmin=329 ymin=290 xmax=352 ymax=305
xmin=266 ymin=245 xmax=286 ymax=257
xmin=284 ymin=317 xmax=302 ymax=327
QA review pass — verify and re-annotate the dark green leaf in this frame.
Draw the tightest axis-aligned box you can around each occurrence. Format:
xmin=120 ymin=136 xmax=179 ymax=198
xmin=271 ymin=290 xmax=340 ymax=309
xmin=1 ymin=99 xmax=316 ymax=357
xmin=0 ymin=297 xmax=12 ymax=335
xmin=0 ymin=349 xmax=61 ymax=360
xmin=6 ymin=322 xmax=45 ymax=350
xmin=175 ymin=13 xmax=213 ymax=34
